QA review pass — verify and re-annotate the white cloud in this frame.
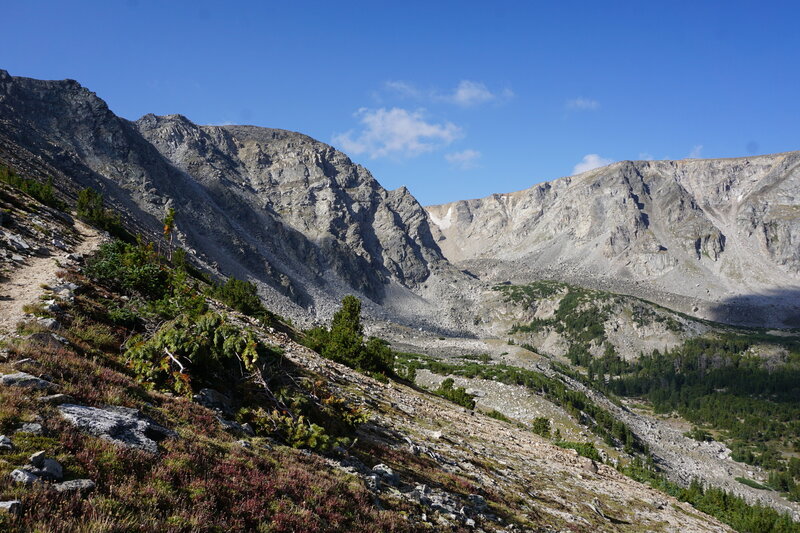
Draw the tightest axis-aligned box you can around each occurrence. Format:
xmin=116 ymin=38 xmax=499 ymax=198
xmin=445 ymin=149 xmax=481 ymax=170
xmin=333 ymin=107 xmax=462 ymax=159
xmin=383 ymin=80 xmax=421 ymax=99
xmin=688 ymin=144 xmax=703 ymax=158
xmin=565 ymin=97 xmax=600 ymax=111
xmin=384 ymin=79 xmax=513 ymax=107
xmin=638 ymin=152 xmax=654 ymax=161
xmin=573 ymin=154 xmax=614 ymax=174
xmin=450 ymin=81 xmax=496 ymax=106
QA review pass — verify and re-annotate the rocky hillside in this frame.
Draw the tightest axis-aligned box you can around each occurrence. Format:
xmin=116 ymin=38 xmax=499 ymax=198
xmin=0 ymin=70 xmax=471 ymax=330
xmin=427 ymin=156 xmax=800 ymax=328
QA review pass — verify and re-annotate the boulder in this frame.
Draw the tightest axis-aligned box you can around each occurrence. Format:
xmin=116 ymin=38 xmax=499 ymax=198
xmin=193 ymin=388 xmax=232 ymax=412
xmin=58 ymin=404 xmax=176 ymax=453
xmin=0 ymin=435 xmax=13 ymax=451
xmin=10 ymin=469 xmax=38 ymax=485
xmin=53 ymin=479 xmax=95 ymax=494
xmin=0 ymin=500 xmax=21 ymax=515
xmin=37 ymin=393 xmax=74 ymax=405
xmin=371 ymin=463 xmax=399 ymax=486
xmin=17 ymin=422 xmax=44 ymax=435
xmin=0 ymin=372 xmax=56 ymax=390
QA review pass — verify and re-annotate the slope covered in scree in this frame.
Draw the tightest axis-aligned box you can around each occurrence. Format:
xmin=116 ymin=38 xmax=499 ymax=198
xmin=0 ymin=70 xmax=468 ymax=331
xmin=427 ymin=155 xmax=800 ymax=328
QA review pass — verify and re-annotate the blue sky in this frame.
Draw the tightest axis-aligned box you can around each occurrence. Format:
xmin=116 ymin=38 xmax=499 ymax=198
xmin=3 ymin=1 xmax=799 ymax=205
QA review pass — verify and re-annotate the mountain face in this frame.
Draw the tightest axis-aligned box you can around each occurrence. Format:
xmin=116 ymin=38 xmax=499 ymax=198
xmin=427 ymin=157 xmax=800 ymax=327
xmin=1 ymin=69 xmax=798 ymax=329
xmin=0 ymin=70 xmax=460 ymax=326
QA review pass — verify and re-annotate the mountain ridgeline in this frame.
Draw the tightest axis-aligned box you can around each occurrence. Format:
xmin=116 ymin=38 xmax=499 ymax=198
xmin=0 ymin=70 xmax=466 ymax=328
xmin=428 ymin=155 xmax=800 ymax=328
xmin=1 ymin=69 xmax=798 ymax=329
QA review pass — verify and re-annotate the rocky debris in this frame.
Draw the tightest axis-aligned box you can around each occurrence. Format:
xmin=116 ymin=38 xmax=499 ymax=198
xmin=215 ymin=415 xmax=254 ymax=437
xmin=37 ymin=393 xmax=74 ymax=405
xmin=193 ymin=388 xmax=233 ymax=414
xmin=0 ymin=500 xmax=21 ymax=515
xmin=58 ymin=404 xmax=176 ymax=453
xmin=0 ymin=435 xmax=13 ymax=450
xmin=17 ymin=422 xmax=44 ymax=435
xmin=12 ymin=357 xmax=41 ymax=368
xmin=0 ymin=371 xmax=56 ymax=390
xmin=23 ymin=452 xmax=63 ymax=481
xmin=371 ymin=463 xmax=399 ymax=486
xmin=53 ymin=479 xmax=95 ymax=494
xmin=36 ymin=317 xmax=60 ymax=330
xmin=10 ymin=469 xmax=39 ymax=485
xmin=26 ymin=332 xmax=68 ymax=350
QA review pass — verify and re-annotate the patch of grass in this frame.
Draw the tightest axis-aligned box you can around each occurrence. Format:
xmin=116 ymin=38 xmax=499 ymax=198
xmin=735 ymin=477 xmax=772 ymax=491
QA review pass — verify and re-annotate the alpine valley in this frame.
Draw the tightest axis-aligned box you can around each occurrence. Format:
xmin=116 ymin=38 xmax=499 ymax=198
xmin=1 ymin=70 xmax=799 ymax=532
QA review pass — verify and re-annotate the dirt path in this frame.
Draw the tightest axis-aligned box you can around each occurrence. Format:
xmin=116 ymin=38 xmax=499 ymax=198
xmin=0 ymin=220 xmax=103 ymax=336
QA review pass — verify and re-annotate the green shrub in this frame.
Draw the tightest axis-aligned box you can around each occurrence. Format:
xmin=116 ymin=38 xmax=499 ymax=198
xmin=434 ymin=378 xmax=475 ymax=409
xmin=0 ymin=166 xmax=65 ymax=209
xmin=302 ymin=296 xmax=395 ymax=375
xmin=530 ymin=417 xmax=551 ymax=438
xmin=124 ymin=312 xmax=280 ymax=395
xmin=556 ymin=440 xmax=602 ymax=462
xmin=76 ymin=187 xmax=129 ymax=239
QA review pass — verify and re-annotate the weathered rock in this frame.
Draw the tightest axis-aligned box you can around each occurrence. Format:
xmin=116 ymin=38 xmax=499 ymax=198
xmin=0 ymin=435 xmax=13 ymax=450
xmin=10 ymin=469 xmax=38 ymax=485
xmin=0 ymin=372 xmax=56 ymax=390
xmin=53 ymin=479 xmax=95 ymax=494
xmin=371 ymin=463 xmax=399 ymax=486
xmin=0 ymin=500 xmax=21 ymax=515
xmin=37 ymin=393 xmax=74 ymax=405
xmin=29 ymin=451 xmax=47 ymax=468
xmin=58 ymin=404 xmax=176 ymax=453
xmin=216 ymin=416 xmax=254 ymax=437
xmin=25 ymin=332 xmax=67 ymax=351
xmin=37 ymin=317 xmax=61 ymax=330
xmin=17 ymin=422 xmax=44 ymax=435
xmin=193 ymin=388 xmax=232 ymax=412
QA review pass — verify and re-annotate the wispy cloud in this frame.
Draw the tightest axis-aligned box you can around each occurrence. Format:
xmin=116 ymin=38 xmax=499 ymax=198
xmin=333 ymin=107 xmax=462 ymax=159
xmin=384 ymin=80 xmax=513 ymax=107
xmin=638 ymin=152 xmax=654 ymax=161
xmin=573 ymin=154 xmax=614 ymax=174
xmin=445 ymin=149 xmax=481 ymax=170
xmin=565 ymin=97 xmax=600 ymax=111
xmin=688 ymin=144 xmax=703 ymax=158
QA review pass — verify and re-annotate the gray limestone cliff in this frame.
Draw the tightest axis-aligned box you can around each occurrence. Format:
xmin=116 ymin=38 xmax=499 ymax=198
xmin=0 ymin=70 xmax=457 ymax=326
xmin=427 ymin=156 xmax=800 ymax=327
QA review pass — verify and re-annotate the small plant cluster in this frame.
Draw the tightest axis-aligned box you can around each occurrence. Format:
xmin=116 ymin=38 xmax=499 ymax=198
xmin=622 ymin=459 xmax=800 ymax=533
xmin=432 ymin=378 xmax=475 ymax=409
xmin=0 ymin=165 xmax=65 ymax=210
xmin=394 ymin=352 xmax=644 ymax=454
xmin=76 ymin=187 xmax=130 ymax=239
xmin=302 ymin=295 xmax=395 ymax=377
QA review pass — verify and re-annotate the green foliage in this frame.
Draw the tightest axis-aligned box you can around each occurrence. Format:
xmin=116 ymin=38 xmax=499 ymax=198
xmin=685 ymin=426 xmax=714 ymax=442
xmin=76 ymin=187 xmax=129 ymax=239
xmin=302 ymin=296 xmax=395 ymax=375
xmin=433 ymin=378 xmax=476 ymax=409
xmin=124 ymin=312 xmax=279 ymax=394
xmin=0 ymin=165 xmax=65 ymax=209
xmin=556 ymin=440 xmax=602 ymax=462
xmin=622 ymin=459 xmax=800 ymax=533
xmin=736 ymin=477 xmax=773 ymax=491
xmin=394 ymin=352 xmax=645 ymax=454
xmin=485 ymin=410 xmax=513 ymax=423
xmin=210 ymin=277 xmax=275 ymax=323
xmin=606 ymin=333 xmax=800 ymax=481
xmin=530 ymin=417 xmax=551 ymax=438
xmin=86 ymin=240 xmax=168 ymax=299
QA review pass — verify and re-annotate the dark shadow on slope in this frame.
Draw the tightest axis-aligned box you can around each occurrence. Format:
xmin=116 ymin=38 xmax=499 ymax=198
xmin=707 ymin=287 xmax=800 ymax=329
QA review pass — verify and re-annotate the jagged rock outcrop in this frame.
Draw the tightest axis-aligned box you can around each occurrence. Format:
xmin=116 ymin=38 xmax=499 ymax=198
xmin=427 ymin=157 xmax=800 ymax=327
xmin=0 ymin=70 xmax=462 ymax=327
